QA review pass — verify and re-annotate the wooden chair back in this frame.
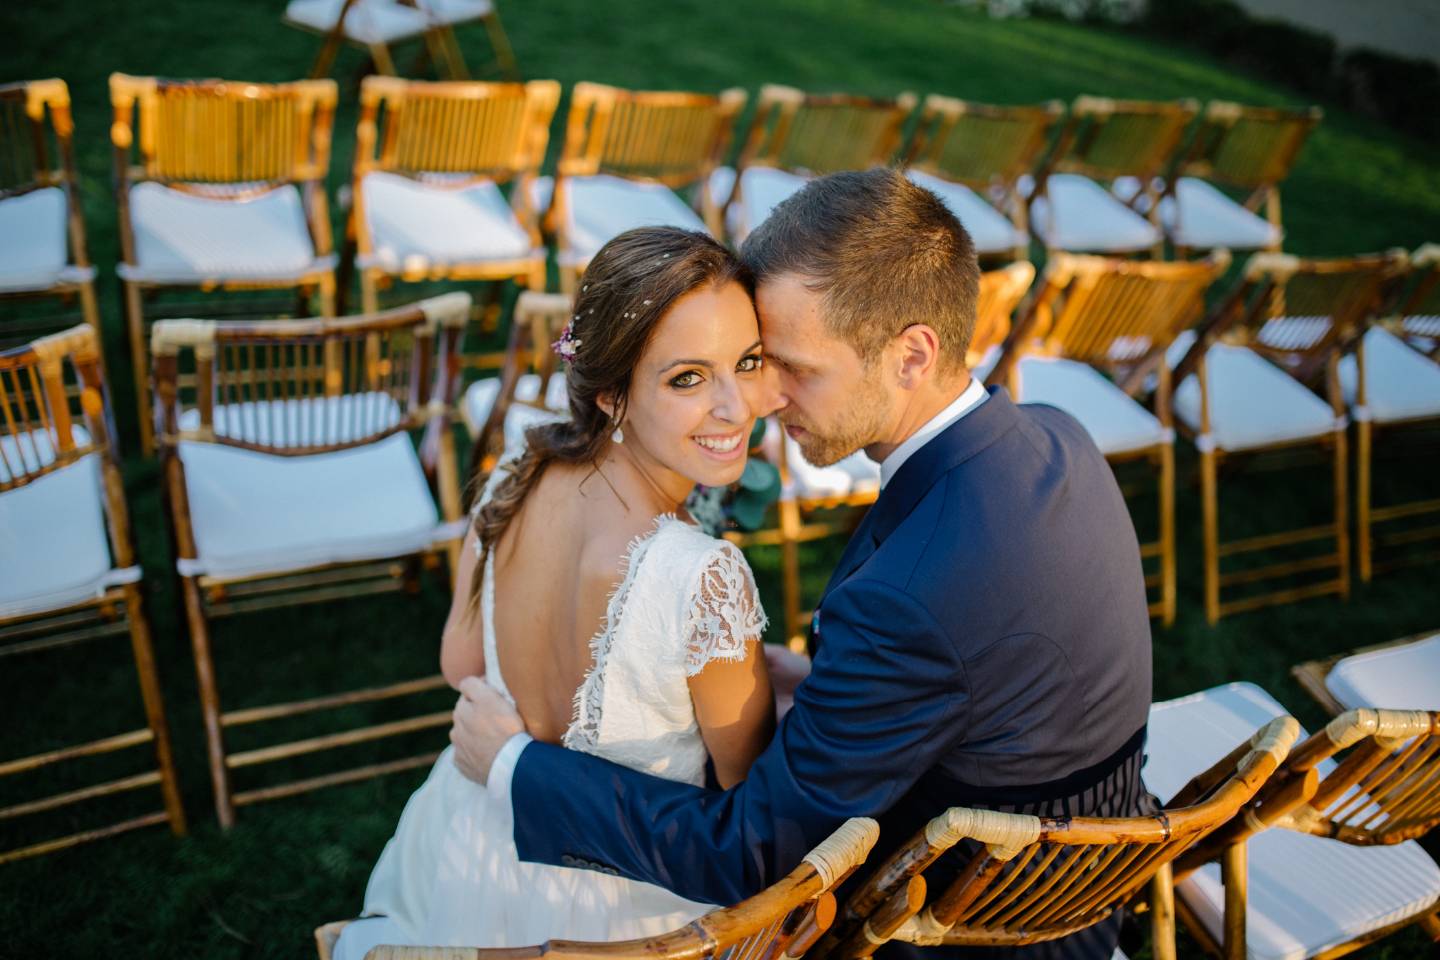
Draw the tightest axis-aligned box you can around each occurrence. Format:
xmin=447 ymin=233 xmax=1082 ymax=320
xmin=152 ymin=293 xmax=469 ymax=457
xmin=1176 ymin=101 xmax=1321 ymax=194
xmin=468 ymin=290 xmax=572 ymax=479
xmin=1045 ymin=96 xmax=1197 ymax=184
xmin=971 ymin=262 xmax=1035 ymax=369
xmin=817 ymin=716 xmax=1298 ymax=958
xmin=905 ymin=96 xmax=1062 ymax=195
xmin=737 ymin=84 xmax=915 ymax=177
xmin=555 ymin=82 xmax=746 ymax=189
xmin=317 ymin=818 xmax=880 ymax=960
xmin=0 ymin=79 xmax=80 ymax=201
xmin=990 ymin=251 xmax=1230 ymax=390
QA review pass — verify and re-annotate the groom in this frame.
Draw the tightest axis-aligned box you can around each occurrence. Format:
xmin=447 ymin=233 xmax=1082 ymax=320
xmin=452 ymin=168 xmax=1153 ymax=959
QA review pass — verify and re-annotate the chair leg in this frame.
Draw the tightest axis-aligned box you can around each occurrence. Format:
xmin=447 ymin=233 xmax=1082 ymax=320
xmin=1159 ymin=442 xmax=1176 ymax=626
xmin=123 ymin=583 xmax=188 ymax=836
xmin=482 ymin=10 xmax=520 ymax=80
xmin=361 ymin=268 xmax=381 ymax=315
xmin=1332 ymin=430 xmax=1351 ymax=600
xmin=778 ymin=498 xmax=803 ymax=648
xmin=1221 ymin=842 xmax=1247 ymax=960
xmin=180 ymin=575 xmax=235 ymax=828
xmin=318 ymin=273 xmax=338 ymax=318
xmin=78 ymin=278 xmax=106 ymax=375
xmin=1419 ymin=909 xmax=1440 ymax=941
xmin=1356 ymin=418 xmax=1372 ymax=583
xmin=122 ymin=279 xmax=155 ymax=456
xmin=1201 ymin=448 xmax=1221 ymax=625
xmin=1150 ymin=861 xmax=1178 ymax=960
xmin=367 ymin=41 xmax=397 ymax=76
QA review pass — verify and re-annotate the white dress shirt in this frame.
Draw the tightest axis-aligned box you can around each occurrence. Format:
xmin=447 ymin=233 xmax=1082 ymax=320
xmin=480 ymin=376 xmax=989 ymax=793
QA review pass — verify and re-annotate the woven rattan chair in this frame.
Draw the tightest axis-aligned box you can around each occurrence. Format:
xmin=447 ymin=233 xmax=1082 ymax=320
xmin=716 ymin=85 xmax=916 ymax=245
xmin=461 ymin=290 xmax=570 ymax=478
xmin=111 ymin=72 xmax=340 ymax=455
xmin=348 ymin=76 xmax=559 ymax=332
xmin=1169 ymin=251 xmax=1407 ymax=622
xmin=0 ymin=80 xmax=102 ymax=361
xmin=1029 ymin=96 xmax=1197 ymax=257
xmin=153 ymin=294 xmax=470 ymax=826
xmin=0 ymin=325 xmax=186 ymax=863
xmin=1162 ymin=101 xmax=1322 ymax=257
xmin=313 ymin=817 xmax=880 ymax=960
xmin=1147 ymin=683 xmax=1440 ymax=959
xmin=734 ymin=263 xmax=1034 ymax=648
xmin=902 ymin=96 xmax=1064 ymax=262
xmin=285 ymin=0 xmax=518 ymax=82
xmin=1397 ymin=243 xmax=1440 ymax=359
xmin=811 ymin=715 xmax=1297 ymax=960
xmin=546 ymin=83 xmax=746 ymax=290
xmin=990 ymin=251 xmax=1230 ymax=625
xmin=1293 ymin=629 xmax=1439 ymax=716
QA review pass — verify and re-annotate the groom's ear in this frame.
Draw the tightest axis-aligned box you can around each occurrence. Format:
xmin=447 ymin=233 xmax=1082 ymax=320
xmin=892 ymin=323 xmax=941 ymax=390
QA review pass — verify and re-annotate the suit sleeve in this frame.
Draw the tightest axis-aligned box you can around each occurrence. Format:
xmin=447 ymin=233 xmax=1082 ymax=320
xmin=509 ymin=579 xmax=968 ymax=905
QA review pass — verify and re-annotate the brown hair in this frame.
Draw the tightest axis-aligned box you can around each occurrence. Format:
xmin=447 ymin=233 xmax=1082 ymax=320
xmin=469 ymin=227 xmax=752 ymax=599
xmin=740 ymin=166 xmax=980 ymax=368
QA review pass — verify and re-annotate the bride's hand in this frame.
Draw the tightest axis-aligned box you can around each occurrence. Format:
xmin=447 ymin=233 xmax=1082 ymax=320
xmin=451 ymin=677 xmax=526 ymax=785
xmin=763 ymin=644 xmax=811 ymax=720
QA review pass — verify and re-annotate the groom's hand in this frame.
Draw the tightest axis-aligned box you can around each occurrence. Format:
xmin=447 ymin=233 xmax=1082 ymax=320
xmin=450 ymin=676 xmax=525 ymax=785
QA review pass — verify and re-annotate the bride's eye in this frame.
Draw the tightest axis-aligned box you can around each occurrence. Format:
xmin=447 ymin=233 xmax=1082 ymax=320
xmin=736 ymin=353 xmax=763 ymax=373
xmin=669 ymin=370 xmax=703 ymax=389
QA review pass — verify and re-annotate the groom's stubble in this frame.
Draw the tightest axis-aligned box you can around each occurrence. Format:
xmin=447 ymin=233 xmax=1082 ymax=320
xmin=783 ymin=360 xmax=892 ymax=468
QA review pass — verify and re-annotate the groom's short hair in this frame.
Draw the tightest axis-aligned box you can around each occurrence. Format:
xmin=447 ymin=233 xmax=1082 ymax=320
xmin=740 ymin=167 xmax=981 ymax=369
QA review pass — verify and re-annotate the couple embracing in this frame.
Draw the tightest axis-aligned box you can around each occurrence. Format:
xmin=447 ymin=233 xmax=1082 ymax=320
xmin=335 ymin=168 xmax=1153 ymax=960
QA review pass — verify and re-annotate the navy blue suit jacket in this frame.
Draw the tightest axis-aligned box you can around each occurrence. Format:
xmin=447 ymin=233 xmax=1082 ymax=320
xmin=509 ymin=387 xmax=1153 ymax=945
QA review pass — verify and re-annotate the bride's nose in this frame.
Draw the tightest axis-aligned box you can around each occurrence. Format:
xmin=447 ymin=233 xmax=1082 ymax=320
xmin=710 ymin=375 xmax=752 ymax=425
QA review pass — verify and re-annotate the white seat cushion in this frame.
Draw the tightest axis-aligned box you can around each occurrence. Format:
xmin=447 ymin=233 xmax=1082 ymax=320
xmin=1029 ymin=174 xmax=1162 ymax=253
xmin=1147 ymin=682 xmax=1440 ymax=960
xmin=285 ymin=0 xmax=430 ymax=43
xmin=0 ymin=427 xmax=129 ymax=618
xmin=176 ymin=396 xmax=441 ymax=580
xmin=462 ymin=374 xmax=568 ymax=440
xmin=708 ymin=165 xmax=737 ymax=211
xmin=421 ymin=0 xmax=494 ymax=24
xmin=1162 ymin=177 xmax=1281 ymax=251
xmin=558 ymin=174 xmax=707 ymax=268
xmin=1325 ymin=632 xmax=1440 ymax=711
xmin=906 ymin=169 xmax=1027 ymax=255
xmin=119 ymin=182 xmax=335 ymax=283
xmin=1339 ymin=326 xmax=1440 ymax=424
xmin=1169 ymin=331 xmax=1340 ymax=452
xmin=359 ymin=171 xmax=536 ymax=272
xmin=0 ymin=187 xmax=95 ymax=293
xmin=1016 ymin=356 xmax=1170 ymax=455
xmin=759 ymin=422 xmax=879 ymax=501
xmin=727 ymin=166 xmax=808 ymax=244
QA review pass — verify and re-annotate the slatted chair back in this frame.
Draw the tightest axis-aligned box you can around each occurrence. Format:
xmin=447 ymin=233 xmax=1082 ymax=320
xmin=555 ymin=82 xmax=746 ymax=189
xmin=816 ymin=716 xmax=1298 ymax=960
xmin=737 ymin=84 xmax=915 ymax=177
xmin=905 ymin=96 xmax=1062 ymax=194
xmin=1045 ymin=96 xmax=1197 ymax=186
xmin=152 ymin=292 xmax=469 ymax=457
xmin=468 ymin=290 xmax=572 ymax=478
xmin=1177 ymin=101 xmax=1321 ymax=195
xmin=1396 ymin=243 xmax=1440 ymax=357
xmin=970 ymin=262 xmax=1035 ymax=370
xmin=0 ymin=79 xmax=79 ymax=200
xmin=0 ymin=325 xmax=187 ymax=864
xmin=316 ymin=818 xmax=880 ymax=960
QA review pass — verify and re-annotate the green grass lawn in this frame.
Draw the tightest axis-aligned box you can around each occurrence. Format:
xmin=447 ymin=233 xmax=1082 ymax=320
xmin=3 ymin=1 xmax=1439 ymax=957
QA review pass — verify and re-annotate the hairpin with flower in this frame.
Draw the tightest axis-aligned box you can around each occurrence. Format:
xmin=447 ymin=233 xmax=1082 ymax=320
xmin=552 ymin=315 xmax=582 ymax=363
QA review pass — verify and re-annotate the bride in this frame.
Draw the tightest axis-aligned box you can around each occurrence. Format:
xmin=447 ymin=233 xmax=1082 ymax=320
xmin=333 ymin=227 xmax=779 ymax=959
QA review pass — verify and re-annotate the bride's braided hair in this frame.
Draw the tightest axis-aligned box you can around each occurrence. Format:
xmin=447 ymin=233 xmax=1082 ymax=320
xmin=469 ymin=226 xmax=753 ymax=598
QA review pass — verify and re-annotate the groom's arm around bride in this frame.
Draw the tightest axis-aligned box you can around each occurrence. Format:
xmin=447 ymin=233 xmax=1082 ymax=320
xmin=454 ymin=169 xmax=1153 ymax=956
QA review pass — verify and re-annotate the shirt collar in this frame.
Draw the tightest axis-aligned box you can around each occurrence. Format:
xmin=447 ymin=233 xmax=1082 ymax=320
xmin=879 ymin=376 xmax=989 ymax=490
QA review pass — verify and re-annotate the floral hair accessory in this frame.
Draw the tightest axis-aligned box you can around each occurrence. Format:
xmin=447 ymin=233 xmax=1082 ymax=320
xmin=553 ymin=316 xmax=582 ymax=362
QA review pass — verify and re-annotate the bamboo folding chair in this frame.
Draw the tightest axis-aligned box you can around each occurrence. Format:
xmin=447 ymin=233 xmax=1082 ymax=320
xmin=313 ymin=817 xmax=880 ymax=960
xmin=1028 ymin=96 xmax=1198 ymax=257
xmin=0 ymin=80 xmax=102 ymax=361
xmin=990 ymin=252 xmax=1230 ymax=625
xmin=717 ymin=85 xmax=916 ymax=246
xmin=1293 ymin=629 xmax=1439 ymax=716
xmin=811 ymin=716 xmax=1297 ymax=960
xmin=1169 ymin=251 xmax=1407 ymax=622
xmin=286 ymin=0 xmax=519 ymax=82
xmin=461 ymin=290 xmax=570 ymax=479
xmin=1398 ymin=243 xmax=1440 ymax=359
xmin=152 ymin=294 xmax=470 ymax=827
xmin=349 ymin=76 xmax=559 ymax=334
xmin=547 ymin=83 xmax=746 ymax=290
xmin=734 ymin=263 xmax=1034 ymax=649
xmin=0 ymin=325 xmax=186 ymax=864
xmin=1163 ymin=101 xmax=1322 ymax=257
xmin=902 ymin=96 xmax=1064 ymax=262
xmin=111 ymin=72 xmax=340 ymax=455
xmin=1146 ymin=682 xmax=1440 ymax=960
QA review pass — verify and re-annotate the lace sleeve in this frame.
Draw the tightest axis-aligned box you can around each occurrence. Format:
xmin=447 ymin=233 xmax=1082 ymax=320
xmin=682 ymin=541 xmax=768 ymax=677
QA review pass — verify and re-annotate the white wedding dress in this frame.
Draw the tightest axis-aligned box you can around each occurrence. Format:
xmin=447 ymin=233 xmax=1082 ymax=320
xmin=334 ymin=466 xmax=768 ymax=959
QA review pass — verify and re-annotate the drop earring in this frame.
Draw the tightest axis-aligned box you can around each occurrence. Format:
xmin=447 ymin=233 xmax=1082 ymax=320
xmin=611 ymin=421 xmax=624 ymax=444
